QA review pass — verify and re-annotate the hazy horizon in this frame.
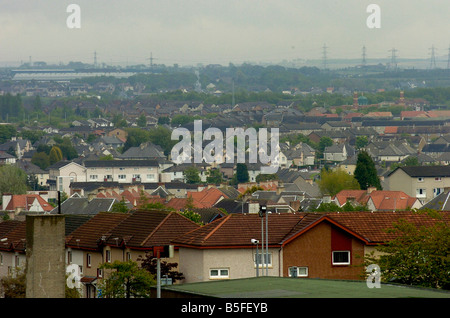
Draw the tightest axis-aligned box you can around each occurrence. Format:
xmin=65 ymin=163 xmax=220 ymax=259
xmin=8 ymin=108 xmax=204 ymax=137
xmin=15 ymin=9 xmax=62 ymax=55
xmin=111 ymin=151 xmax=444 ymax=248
xmin=1 ymin=1 xmax=449 ymax=67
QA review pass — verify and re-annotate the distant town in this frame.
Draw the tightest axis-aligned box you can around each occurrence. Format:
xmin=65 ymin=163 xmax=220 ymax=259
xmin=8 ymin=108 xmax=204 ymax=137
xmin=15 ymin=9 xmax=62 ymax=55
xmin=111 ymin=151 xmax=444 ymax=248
xmin=0 ymin=60 xmax=449 ymax=298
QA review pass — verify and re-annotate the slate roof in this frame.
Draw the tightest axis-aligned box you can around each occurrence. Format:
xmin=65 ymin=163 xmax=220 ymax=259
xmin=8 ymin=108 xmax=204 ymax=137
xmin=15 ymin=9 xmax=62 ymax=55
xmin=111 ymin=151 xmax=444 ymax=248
xmin=118 ymin=142 xmax=165 ymax=159
xmin=420 ymin=191 xmax=450 ymax=211
xmin=390 ymin=165 xmax=450 ymax=178
xmin=50 ymin=197 xmax=117 ymax=215
xmin=84 ymin=159 xmax=159 ymax=167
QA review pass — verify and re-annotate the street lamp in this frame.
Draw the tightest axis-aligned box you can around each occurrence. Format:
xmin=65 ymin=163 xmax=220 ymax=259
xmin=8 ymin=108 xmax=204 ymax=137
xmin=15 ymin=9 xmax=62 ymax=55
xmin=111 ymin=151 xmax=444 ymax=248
xmin=258 ymin=204 xmax=269 ymax=276
xmin=251 ymin=239 xmax=259 ymax=277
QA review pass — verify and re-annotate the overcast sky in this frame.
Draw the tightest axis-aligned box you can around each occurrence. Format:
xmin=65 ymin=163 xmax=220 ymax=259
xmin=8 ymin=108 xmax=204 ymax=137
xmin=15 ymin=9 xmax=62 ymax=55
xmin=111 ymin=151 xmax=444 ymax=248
xmin=1 ymin=0 xmax=449 ymax=66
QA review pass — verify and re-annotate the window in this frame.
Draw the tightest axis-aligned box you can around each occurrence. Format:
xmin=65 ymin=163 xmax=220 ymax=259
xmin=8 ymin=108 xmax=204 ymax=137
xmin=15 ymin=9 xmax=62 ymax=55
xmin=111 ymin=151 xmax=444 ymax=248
xmin=86 ymin=253 xmax=91 ymax=268
xmin=118 ymin=174 xmax=126 ymax=180
xmin=67 ymin=250 xmax=72 ymax=264
xmin=416 ymin=188 xmax=426 ymax=198
xmin=289 ymin=266 xmax=308 ymax=277
xmin=146 ymin=174 xmax=155 ymax=181
xmin=105 ymin=250 xmax=111 ymax=263
xmin=435 ymin=177 xmax=442 ymax=181
xmin=433 ymin=188 xmax=444 ymax=197
xmin=0 ymin=253 xmax=3 ymax=266
xmin=332 ymin=251 xmax=350 ymax=265
xmin=97 ymin=268 xmax=103 ymax=278
xmin=210 ymin=268 xmax=229 ymax=279
xmin=89 ymin=175 xmax=98 ymax=180
xmin=418 ymin=177 xmax=424 ymax=182
xmin=254 ymin=253 xmax=272 ymax=268
xmin=126 ymin=252 xmax=132 ymax=261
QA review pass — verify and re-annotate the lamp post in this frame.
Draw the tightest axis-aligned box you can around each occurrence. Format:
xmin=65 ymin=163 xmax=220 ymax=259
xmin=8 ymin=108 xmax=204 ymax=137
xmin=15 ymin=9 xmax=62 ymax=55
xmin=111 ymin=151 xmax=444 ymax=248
xmin=251 ymin=239 xmax=259 ymax=277
xmin=258 ymin=204 xmax=268 ymax=276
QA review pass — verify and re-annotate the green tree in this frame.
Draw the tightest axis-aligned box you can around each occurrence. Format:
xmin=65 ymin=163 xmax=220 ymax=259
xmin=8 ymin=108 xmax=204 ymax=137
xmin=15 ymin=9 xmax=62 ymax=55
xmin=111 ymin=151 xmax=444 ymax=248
xmin=49 ymin=146 xmax=63 ymax=165
xmin=111 ymin=198 xmax=129 ymax=213
xmin=157 ymin=116 xmax=170 ymax=125
xmin=354 ymin=151 xmax=382 ymax=190
xmin=139 ymin=256 xmax=185 ymax=284
xmin=364 ymin=210 xmax=450 ymax=290
xmin=137 ymin=114 xmax=147 ymax=127
xmin=98 ymin=261 xmax=155 ymax=298
xmin=148 ymin=126 xmax=177 ymax=155
xmin=206 ymin=168 xmax=223 ymax=184
xmin=185 ymin=166 xmax=201 ymax=184
xmin=180 ymin=196 xmax=203 ymax=224
xmin=317 ymin=168 xmax=360 ymax=196
xmin=0 ymin=165 xmax=27 ymax=196
xmin=235 ymin=163 xmax=249 ymax=183
xmin=0 ymin=268 xmax=26 ymax=298
xmin=355 ymin=136 xmax=369 ymax=150
xmin=317 ymin=136 xmax=333 ymax=159
xmin=31 ymin=152 xmax=50 ymax=170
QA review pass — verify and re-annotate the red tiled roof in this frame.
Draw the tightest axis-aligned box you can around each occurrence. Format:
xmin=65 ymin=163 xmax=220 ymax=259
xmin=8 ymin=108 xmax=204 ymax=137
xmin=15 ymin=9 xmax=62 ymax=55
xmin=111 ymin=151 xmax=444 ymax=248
xmin=173 ymin=210 xmax=450 ymax=248
xmin=66 ymin=212 xmax=130 ymax=250
xmin=166 ymin=198 xmax=188 ymax=211
xmin=384 ymin=126 xmax=398 ymax=134
xmin=172 ymin=213 xmax=306 ymax=248
xmin=334 ymin=190 xmax=418 ymax=211
xmin=326 ymin=211 xmax=450 ymax=244
xmin=187 ymin=188 xmax=227 ymax=208
xmin=0 ymin=220 xmax=27 ymax=252
xmin=103 ymin=210 xmax=200 ymax=249
xmin=4 ymin=194 xmax=53 ymax=212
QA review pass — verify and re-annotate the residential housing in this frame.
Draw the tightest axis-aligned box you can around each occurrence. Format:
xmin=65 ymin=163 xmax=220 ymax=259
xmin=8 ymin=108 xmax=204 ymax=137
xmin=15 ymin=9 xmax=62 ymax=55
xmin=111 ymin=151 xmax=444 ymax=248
xmin=388 ymin=166 xmax=450 ymax=203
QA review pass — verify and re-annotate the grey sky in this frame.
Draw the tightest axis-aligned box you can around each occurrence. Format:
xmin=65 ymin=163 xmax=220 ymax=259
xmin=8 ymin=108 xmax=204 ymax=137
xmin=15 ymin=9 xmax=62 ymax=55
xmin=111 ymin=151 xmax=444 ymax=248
xmin=1 ymin=0 xmax=449 ymax=66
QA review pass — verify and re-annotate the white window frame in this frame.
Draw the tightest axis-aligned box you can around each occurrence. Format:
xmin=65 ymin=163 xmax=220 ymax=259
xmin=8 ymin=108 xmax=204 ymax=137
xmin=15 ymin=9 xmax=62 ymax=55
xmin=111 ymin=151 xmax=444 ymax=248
xmin=105 ymin=250 xmax=111 ymax=263
xmin=89 ymin=175 xmax=98 ymax=181
xmin=86 ymin=253 xmax=91 ymax=268
xmin=417 ymin=177 xmax=424 ymax=182
xmin=118 ymin=174 xmax=126 ymax=180
xmin=416 ymin=188 xmax=427 ymax=198
xmin=332 ymin=251 xmax=350 ymax=265
xmin=288 ymin=266 xmax=308 ymax=277
xmin=209 ymin=268 xmax=229 ymax=279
